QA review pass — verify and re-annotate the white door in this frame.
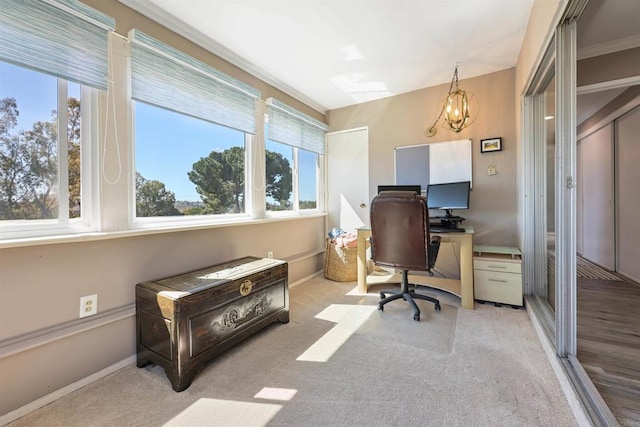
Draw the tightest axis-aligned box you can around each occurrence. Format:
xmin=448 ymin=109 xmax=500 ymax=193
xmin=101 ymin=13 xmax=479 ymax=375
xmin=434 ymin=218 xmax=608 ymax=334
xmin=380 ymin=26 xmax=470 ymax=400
xmin=327 ymin=128 xmax=369 ymax=233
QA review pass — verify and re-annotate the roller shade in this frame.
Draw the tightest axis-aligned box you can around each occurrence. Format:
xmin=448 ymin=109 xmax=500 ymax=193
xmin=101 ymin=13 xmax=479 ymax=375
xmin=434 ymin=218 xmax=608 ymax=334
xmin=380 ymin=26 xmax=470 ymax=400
xmin=266 ymin=98 xmax=327 ymax=154
xmin=129 ymin=30 xmax=260 ymax=134
xmin=0 ymin=0 xmax=114 ymax=89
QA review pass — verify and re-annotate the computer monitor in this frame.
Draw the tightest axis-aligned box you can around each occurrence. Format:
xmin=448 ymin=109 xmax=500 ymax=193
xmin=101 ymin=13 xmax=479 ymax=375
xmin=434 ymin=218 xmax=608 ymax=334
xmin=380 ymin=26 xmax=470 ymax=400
xmin=426 ymin=181 xmax=471 ymax=217
xmin=377 ymin=184 xmax=421 ymax=195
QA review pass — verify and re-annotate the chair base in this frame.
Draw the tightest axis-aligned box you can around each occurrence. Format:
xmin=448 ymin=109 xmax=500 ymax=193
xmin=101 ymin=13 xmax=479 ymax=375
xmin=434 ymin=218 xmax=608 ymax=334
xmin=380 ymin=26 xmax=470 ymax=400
xmin=378 ymin=271 xmax=441 ymax=321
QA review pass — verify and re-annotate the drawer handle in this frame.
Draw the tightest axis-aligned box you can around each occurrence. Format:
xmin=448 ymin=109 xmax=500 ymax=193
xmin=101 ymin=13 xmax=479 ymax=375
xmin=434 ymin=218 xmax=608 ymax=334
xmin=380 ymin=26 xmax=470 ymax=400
xmin=488 ymin=278 xmax=509 ymax=283
xmin=487 ymin=265 xmax=507 ymax=269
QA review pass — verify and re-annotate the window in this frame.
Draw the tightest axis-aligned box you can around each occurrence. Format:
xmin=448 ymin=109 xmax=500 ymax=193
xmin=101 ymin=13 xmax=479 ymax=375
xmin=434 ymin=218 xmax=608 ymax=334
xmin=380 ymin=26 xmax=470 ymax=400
xmin=135 ymin=102 xmax=247 ymax=217
xmin=265 ymin=98 xmax=326 ymax=213
xmin=298 ymin=148 xmax=318 ymax=209
xmin=129 ymin=30 xmax=260 ymax=222
xmin=0 ymin=61 xmax=97 ymax=236
xmin=265 ymin=139 xmax=318 ymax=212
xmin=265 ymin=139 xmax=293 ymax=211
xmin=0 ymin=0 xmax=112 ymax=238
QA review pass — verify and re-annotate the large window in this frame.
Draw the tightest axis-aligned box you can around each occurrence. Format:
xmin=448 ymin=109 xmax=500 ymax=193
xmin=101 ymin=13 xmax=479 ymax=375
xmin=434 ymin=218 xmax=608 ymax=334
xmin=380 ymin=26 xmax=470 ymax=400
xmin=0 ymin=0 xmax=112 ymax=238
xmin=0 ymin=2 xmax=327 ymax=242
xmin=0 ymin=61 xmax=96 ymax=236
xmin=135 ymin=102 xmax=247 ymax=217
xmin=129 ymin=30 xmax=260 ymax=223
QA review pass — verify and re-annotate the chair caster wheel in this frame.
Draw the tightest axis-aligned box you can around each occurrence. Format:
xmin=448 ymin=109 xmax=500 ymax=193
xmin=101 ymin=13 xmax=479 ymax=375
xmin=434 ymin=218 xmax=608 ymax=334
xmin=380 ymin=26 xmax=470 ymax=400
xmin=413 ymin=313 xmax=420 ymax=321
xmin=435 ymin=304 xmax=441 ymax=311
xmin=378 ymin=304 xmax=384 ymax=311
xmin=379 ymin=293 xmax=385 ymax=300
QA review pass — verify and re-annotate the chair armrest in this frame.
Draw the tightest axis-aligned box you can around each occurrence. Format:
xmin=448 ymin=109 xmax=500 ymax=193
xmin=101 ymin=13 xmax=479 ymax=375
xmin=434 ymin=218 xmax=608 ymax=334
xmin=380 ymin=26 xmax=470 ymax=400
xmin=429 ymin=235 xmax=441 ymax=269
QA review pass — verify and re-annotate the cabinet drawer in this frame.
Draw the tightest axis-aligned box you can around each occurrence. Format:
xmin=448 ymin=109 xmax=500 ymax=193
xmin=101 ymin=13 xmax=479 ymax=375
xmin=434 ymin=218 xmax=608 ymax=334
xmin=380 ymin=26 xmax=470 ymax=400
xmin=474 ymin=270 xmax=522 ymax=306
xmin=474 ymin=259 xmax=521 ymax=274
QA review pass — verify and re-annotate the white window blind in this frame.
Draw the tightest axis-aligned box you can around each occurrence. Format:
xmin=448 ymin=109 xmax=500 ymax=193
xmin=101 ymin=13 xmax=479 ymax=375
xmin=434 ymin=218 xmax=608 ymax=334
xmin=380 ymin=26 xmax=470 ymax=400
xmin=266 ymin=98 xmax=327 ymax=155
xmin=0 ymin=0 xmax=114 ymax=90
xmin=129 ymin=30 xmax=260 ymax=134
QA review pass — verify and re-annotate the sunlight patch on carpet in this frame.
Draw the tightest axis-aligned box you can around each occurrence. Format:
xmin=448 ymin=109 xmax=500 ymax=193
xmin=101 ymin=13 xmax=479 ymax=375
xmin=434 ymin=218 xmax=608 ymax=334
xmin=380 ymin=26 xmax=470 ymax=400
xmin=254 ymin=387 xmax=297 ymax=401
xmin=296 ymin=304 xmax=377 ymax=362
xmin=164 ymin=398 xmax=281 ymax=427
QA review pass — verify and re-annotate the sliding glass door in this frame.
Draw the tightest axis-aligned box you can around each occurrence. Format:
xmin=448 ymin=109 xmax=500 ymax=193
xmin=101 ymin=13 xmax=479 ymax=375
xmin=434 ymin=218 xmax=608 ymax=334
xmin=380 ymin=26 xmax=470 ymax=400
xmin=524 ymin=1 xmax=619 ymax=423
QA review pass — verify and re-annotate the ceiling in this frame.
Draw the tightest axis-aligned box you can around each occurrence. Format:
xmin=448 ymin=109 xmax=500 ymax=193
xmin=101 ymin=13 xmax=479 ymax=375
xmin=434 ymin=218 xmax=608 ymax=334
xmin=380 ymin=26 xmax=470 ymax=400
xmin=120 ymin=0 xmax=640 ymax=116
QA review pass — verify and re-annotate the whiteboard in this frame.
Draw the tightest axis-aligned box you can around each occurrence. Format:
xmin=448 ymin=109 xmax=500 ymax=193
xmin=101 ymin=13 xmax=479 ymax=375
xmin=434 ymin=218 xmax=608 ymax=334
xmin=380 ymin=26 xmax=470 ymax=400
xmin=395 ymin=139 xmax=472 ymax=189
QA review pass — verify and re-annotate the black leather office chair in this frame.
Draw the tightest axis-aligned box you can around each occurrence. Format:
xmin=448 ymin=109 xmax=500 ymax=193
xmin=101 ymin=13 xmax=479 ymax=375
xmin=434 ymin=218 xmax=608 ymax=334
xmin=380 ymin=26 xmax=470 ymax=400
xmin=370 ymin=191 xmax=442 ymax=321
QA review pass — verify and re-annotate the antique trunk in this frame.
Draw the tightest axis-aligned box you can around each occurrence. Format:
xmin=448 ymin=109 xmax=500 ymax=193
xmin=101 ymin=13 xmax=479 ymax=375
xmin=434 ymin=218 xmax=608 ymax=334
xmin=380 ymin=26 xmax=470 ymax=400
xmin=135 ymin=257 xmax=289 ymax=391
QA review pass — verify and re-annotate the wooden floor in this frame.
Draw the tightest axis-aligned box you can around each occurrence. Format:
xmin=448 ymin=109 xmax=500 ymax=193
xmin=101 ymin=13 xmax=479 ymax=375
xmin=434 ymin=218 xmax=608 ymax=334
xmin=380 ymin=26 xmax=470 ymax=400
xmin=577 ymin=276 xmax=640 ymax=425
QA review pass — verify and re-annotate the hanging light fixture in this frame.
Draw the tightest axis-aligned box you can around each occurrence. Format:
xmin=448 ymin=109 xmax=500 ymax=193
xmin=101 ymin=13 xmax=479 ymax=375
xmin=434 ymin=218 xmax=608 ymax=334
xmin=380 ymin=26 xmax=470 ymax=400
xmin=426 ymin=64 xmax=477 ymax=137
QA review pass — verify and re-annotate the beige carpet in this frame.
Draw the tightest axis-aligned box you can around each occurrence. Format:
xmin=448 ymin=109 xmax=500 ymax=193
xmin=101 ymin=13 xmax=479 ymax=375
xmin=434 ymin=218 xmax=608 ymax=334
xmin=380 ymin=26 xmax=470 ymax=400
xmin=8 ymin=276 xmax=578 ymax=427
xmin=356 ymin=284 xmax=457 ymax=354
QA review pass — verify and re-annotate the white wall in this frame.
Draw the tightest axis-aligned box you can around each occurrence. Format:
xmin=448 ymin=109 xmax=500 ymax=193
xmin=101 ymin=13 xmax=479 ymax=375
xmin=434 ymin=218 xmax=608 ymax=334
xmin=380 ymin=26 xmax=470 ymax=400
xmin=578 ymin=124 xmax=614 ymax=269
xmin=616 ymin=105 xmax=640 ymax=282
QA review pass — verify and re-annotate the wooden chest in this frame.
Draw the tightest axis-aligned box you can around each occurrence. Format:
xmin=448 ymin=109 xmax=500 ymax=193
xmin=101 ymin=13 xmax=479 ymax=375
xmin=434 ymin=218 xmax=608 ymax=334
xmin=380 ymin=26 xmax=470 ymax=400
xmin=135 ymin=257 xmax=289 ymax=391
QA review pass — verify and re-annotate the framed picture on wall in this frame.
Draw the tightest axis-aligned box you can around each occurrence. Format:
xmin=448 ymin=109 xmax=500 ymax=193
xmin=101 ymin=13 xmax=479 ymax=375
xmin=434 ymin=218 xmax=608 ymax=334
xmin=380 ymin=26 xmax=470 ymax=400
xmin=480 ymin=137 xmax=502 ymax=153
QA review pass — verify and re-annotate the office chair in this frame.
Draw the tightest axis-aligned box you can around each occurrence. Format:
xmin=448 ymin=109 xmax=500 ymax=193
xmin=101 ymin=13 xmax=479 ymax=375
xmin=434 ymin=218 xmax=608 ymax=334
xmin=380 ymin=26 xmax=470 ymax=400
xmin=370 ymin=191 xmax=442 ymax=321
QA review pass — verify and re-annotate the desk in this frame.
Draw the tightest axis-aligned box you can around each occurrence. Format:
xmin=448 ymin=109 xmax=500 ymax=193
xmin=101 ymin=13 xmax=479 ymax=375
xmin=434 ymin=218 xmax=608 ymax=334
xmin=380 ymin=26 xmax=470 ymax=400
xmin=356 ymin=226 xmax=475 ymax=309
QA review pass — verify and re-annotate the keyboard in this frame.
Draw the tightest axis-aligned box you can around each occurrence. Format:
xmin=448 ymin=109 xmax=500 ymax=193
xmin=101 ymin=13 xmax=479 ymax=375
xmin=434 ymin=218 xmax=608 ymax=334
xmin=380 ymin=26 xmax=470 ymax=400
xmin=430 ymin=226 xmax=466 ymax=233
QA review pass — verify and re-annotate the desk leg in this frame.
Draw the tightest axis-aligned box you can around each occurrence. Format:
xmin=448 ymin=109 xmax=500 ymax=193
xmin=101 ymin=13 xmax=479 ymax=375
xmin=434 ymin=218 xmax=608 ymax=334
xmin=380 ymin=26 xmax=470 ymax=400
xmin=356 ymin=229 xmax=369 ymax=294
xmin=459 ymin=234 xmax=474 ymax=309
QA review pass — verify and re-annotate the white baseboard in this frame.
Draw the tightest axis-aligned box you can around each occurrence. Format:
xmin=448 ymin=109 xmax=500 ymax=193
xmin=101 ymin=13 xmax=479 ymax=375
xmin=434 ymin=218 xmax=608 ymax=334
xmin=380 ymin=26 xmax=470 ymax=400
xmin=0 ymin=356 xmax=136 ymax=426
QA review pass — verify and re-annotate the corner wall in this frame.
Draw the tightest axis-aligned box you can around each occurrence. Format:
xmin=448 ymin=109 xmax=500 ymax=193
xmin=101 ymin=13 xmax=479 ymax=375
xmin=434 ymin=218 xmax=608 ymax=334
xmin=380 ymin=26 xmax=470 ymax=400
xmin=327 ymin=68 xmax=519 ymax=247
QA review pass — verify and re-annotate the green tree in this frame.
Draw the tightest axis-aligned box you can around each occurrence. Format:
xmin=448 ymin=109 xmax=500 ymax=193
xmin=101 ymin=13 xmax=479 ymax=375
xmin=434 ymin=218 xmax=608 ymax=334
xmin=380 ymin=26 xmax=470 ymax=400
xmin=266 ymin=149 xmax=292 ymax=210
xmin=0 ymin=97 xmax=58 ymax=220
xmin=188 ymin=147 xmax=293 ymax=213
xmin=188 ymin=146 xmax=246 ymax=214
xmin=67 ymin=98 xmax=81 ymax=217
xmin=135 ymin=172 xmax=182 ymax=217
xmin=0 ymin=96 xmax=81 ymax=220
xmin=0 ymin=98 xmax=24 ymax=219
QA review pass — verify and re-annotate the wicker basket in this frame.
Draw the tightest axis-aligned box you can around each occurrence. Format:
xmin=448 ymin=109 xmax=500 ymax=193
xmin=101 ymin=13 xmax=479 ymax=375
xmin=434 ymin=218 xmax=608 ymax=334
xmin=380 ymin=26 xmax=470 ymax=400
xmin=324 ymin=238 xmax=358 ymax=282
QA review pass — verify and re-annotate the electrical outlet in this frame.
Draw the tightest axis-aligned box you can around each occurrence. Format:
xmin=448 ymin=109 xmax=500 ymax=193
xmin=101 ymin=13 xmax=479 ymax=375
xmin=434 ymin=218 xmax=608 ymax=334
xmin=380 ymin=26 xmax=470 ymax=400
xmin=79 ymin=294 xmax=98 ymax=318
xmin=267 ymin=251 xmax=274 ymax=259
xmin=488 ymin=164 xmax=497 ymax=176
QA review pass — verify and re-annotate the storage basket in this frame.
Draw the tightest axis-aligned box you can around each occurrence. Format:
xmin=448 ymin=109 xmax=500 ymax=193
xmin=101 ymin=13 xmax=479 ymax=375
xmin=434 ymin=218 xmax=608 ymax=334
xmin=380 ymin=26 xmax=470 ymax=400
xmin=324 ymin=238 xmax=358 ymax=282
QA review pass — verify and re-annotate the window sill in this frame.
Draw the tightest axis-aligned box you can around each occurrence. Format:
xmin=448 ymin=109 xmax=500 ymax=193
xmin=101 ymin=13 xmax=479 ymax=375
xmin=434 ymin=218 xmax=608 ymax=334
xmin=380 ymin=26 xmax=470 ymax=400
xmin=0 ymin=212 xmax=326 ymax=249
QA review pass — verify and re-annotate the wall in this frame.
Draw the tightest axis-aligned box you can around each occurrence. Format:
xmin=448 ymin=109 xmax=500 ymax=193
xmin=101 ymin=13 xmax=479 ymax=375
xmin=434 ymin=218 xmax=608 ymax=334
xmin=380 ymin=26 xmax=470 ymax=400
xmin=0 ymin=0 xmax=327 ymax=417
xmin=327 ymin=68 xmax=519 ymax=247
xmin=577 ymin=47 xmax=640 ymax=88
xmin=577 ymin=124 xmax=614 ymax=269
xmin=514 ymin=0 xmax=565 ymax=254
xmin=0 ymin=218 xmax=326 ymax=416
xmin=616 ymin=105 xmax=640 ymax=282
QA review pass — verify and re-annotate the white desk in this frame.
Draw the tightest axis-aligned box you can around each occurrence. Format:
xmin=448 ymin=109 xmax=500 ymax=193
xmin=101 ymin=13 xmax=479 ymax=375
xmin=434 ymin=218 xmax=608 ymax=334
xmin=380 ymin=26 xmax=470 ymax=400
xmin=356 ymin=226 xmax=475 ymax=309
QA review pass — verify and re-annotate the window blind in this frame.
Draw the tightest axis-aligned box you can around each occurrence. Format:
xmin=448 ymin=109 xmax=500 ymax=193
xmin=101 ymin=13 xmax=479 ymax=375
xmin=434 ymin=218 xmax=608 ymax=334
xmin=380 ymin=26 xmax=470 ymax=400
xmin=0 ymin=0 xmax=114 ymax=90
xmin=129 ymin=30 xmax=260 ymax=134
xmin=266 ymin=98 xmax=327 ymax=155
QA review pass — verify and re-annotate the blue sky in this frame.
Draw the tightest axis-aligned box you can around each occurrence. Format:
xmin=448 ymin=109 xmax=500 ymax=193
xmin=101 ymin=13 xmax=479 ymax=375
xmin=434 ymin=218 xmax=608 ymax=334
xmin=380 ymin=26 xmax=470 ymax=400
xmin=1 ymin=61 xmax=316 ymax=203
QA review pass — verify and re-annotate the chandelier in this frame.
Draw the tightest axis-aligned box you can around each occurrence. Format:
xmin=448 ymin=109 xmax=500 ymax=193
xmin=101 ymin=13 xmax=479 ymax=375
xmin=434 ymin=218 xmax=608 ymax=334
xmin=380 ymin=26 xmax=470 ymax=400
xmin=426 ymin=64 xmax=477 ymax=137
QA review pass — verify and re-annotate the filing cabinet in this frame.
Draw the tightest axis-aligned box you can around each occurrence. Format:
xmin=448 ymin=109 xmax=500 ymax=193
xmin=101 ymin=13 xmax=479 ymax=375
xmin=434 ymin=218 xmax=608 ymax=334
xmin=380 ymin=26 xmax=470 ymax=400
xmin=473 ymin=246 xmax=522 ymax=307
